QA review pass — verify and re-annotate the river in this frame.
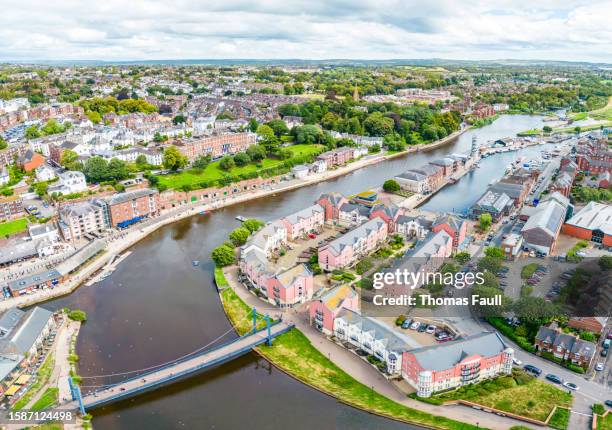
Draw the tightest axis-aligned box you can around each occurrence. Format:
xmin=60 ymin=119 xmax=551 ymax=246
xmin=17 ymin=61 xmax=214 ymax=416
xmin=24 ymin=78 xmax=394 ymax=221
xmin=45 ymin=114 xmax=546 ymax=430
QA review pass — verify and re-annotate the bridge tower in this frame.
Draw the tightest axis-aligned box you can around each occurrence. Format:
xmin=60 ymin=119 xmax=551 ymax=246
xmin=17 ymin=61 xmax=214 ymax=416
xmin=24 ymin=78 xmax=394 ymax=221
xmin=68 ymin=376 xmax=86 ymax=415
xmin=252 ymin=307 xmax=257 ymax=334
xmin=265 ymin=315 xmax=272 ymax=346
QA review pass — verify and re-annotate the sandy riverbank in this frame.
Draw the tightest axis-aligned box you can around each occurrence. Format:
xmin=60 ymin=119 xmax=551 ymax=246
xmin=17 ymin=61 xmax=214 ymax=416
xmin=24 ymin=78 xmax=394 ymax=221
xmin=0 ymin=128 xmax=466 ymax=312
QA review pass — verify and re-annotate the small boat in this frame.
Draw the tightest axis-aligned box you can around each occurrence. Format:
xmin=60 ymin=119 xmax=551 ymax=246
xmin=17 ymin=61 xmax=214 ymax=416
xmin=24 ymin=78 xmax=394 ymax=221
xmin=199 ymin=210 xmax=207 ymax=215
xmin=192 ymin=260 xmax=200 ymax=266
xmin=235 ymin=215 xmax=246 ymax=222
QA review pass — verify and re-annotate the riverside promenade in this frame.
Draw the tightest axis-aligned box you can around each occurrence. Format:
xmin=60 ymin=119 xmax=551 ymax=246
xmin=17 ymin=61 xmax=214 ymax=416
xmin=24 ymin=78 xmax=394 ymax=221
xmin=222 ymin=266 xmax=539 ymax=430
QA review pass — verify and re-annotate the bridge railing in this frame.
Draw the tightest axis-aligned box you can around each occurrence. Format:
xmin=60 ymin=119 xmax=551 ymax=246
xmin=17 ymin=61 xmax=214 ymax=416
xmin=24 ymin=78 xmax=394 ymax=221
xmin=84 ymin=320 xmax=288 ymax=394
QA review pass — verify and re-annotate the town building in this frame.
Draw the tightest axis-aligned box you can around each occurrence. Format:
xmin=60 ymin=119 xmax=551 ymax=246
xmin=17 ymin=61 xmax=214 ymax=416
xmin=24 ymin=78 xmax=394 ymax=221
xmin=318 ymin=217 xmax=388 ymax=271
xmin=59 ymin=199 xmax=110 ymax=241
xmin=309 ymin=284 xmax=359 ymax=334
xmin=470 ymin=190 xmax=512 ymax=221
xmin=568 ymin=317 xmax=608 ymax=335
xmin=534 ymin=326 xmax=596 ymax=368
xmin=241 ymin=221 xmax=287 ymax=257
xmin=562 ymin=201 xmax=612 ymax=247
xmin=0 ymin=195 xmax=23 ymax=222
xmin=432 ymin=214 xmax=467 ymax=250
xmin=501 ymin=233 xmax=523 ymax=260
xmin=17 ymin=150 xmax=45 ymax=172
xmin=395 ymin=215 xmax=432 ymax=239
xmin=402 ymin=332 xmax=513 ymax=397
xmin=280 ymin=204 xmax=324 ymax=240
xmin=47 ymin=170 xmax=87 ymax=196
xmin=104 ymin=188 xmax=160 ymax=228
xmin=175 ymin=132 xmax=257 ymax=161
xmin=35 ymin=165 xmax=57 ymax=182
xmin=316 ymin=192 xmax=348 ymax=222
xmin=575 ymin=138 xmax=612 ymax=174
xmin=520 ymin=192 xmax=570 ymax=255
xmin=316 ymin=147 xmax=354 ymax=169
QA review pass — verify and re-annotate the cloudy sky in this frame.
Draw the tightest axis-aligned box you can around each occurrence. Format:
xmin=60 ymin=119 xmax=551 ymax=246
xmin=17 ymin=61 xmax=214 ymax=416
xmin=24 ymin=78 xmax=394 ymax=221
xmin=1 ymin=0 xmax=611 ymax=62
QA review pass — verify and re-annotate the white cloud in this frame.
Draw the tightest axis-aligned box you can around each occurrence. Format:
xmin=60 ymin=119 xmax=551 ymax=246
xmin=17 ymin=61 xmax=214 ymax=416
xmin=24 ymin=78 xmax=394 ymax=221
xmin=0 ymin=0 xmax=610 ymax=62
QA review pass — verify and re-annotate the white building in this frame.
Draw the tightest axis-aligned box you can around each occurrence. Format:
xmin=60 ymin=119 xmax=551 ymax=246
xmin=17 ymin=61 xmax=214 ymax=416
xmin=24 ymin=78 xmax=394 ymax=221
xmin=0 ymin=167 xmax=9 ymax=186
xmin=48 ymin=171 xmax=87 ymax=196
xmin=35 ymin=165 xmax=57 ymax=182
xmin=59 ymin=199 xmax=109 ymax=241
xmin=241 ymin=221 xmax=287 ymax=257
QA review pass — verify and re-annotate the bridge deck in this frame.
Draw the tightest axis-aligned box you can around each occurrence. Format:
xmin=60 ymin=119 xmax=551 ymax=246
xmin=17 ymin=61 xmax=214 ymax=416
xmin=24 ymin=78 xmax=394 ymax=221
xmin=65 ymin=322 xmax=294 ymax=411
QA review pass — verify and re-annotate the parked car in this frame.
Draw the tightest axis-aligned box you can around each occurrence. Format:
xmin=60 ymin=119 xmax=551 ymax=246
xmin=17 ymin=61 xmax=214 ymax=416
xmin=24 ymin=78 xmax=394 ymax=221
xmin=410 ymin=321 xmax=421 ymax=330
xmin=596 ymin=363 xmax=605 ymax=371
xmin=425 ymin=325 xmax=436 ymax=334
xmin=602 ymin=349 xmax=609 ymax=357
xmin=418 ymin=324 xmax=427 ymax=333
xmin=308 ymin=233 xmax=317 ymax=239
xmin=603 ymin=339 xmax=611 ymax=350
xmin=523 ymin=364 xmax=542 ymax=376
xmin=512 ymin=357 xmax=522 ymax=366
xmin=605 ymin=400 xmax=612 ymax=408
xmin=401 ymin=319 xmax=412 ymax=329
xmin=562 ymin=382 xmax=578 ymax=391
xmin=545 ymin=374 xmax=562 ymax=384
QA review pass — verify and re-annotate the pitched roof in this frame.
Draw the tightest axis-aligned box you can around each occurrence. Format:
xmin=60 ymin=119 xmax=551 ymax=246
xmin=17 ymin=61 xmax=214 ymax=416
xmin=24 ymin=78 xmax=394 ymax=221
xmin=565 ymin=202 xmax=612 ymax=235
xmin=324 ymin=217 xmax=386 ymax=255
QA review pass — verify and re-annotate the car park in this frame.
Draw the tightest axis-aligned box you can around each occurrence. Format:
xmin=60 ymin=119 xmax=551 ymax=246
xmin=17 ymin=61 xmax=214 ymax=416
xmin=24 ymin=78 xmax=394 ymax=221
xmin=545 ymin=374 xmax=562 ymax=384
xmin=562 ymin=382 xmax=578 ymax=391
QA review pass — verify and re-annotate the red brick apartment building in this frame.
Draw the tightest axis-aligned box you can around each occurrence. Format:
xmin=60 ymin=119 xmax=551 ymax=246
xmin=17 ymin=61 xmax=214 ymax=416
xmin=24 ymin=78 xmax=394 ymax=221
xmin=0 ymin=195 xmax=24 ymax=222
xmin=175 ymin=132 xmax=257 ymax=161
xmin=105 ymin=188 xmax=160 ymax=228
xmin=575 ymin=138 xmax=612 ymax=174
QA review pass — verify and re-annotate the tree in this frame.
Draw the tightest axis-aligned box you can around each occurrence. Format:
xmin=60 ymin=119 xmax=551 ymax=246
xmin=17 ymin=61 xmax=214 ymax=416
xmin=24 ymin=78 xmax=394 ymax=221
xmin=479 ymin=213 xmax=492 ymax=231
xmin=162 ymin=146 xmax=188 ymax=171
xmin=574 ymin=126 xmax=581 ymax=134
xmin=192 ymin=154 xmax=211 ymax=170
xmin=265 ymin=119 xmax=289 ymax=137
xmin=454 ymin=252 xmax=471 ymax=265
xmin=598 ymin=255 xmax=612 ymax=271
xmin=229 ymin=227 xmax=251 ymax=246
xmin=135 ymin=154 xmax=148 ymax=167
xmin=383 ymin=179 xmax=401 ymax=193
xmin=107 ymin=158 xmax=130 ymax=181
xmin=478 ymin=255 xmax=503 ymax=275
xmin=242 ymin=218 xmax=264 ymax=233
xmin=294 ymin=125 xmax=323 ymax=145
xmin=83 ymin=157 xmax=109 ymax=183
xmin=471 ymin=284 xmax=509 ymax=317
xmin=512 ymin=296 xmax=561 ymax=327
xmin=0 ymin=136 xmax=7 ymax=150
xmin=257 ymin=124 xmax=280 ymax=153
xmin=246 ymin=144 xmax=266 ymax=162
xmin=484 ymin=246 xmax=504 ymax=259
xmin=172 ymin=114 xmax=186 ymax=125
xmin=248 ymin=118 xmax=259 ymax=133
xmin=219 ymin=156 xmax=235 ymax=171
xmin=67 ymin=309 xmax=88 ymax=322
xmin=363 ymin=112 xmax=394 ymax=136
xmin=25 ymin=125 xmax=41 ymax=139
xmin=233 ymin=152 xmax=251 ymax=167
xmin=60 ymin=149 xmax=82 ymax=171
xmin=383 ymin=132 xmax=406 ymax=151
xmin=211 ymin=244 xmax=236 ymax=267
xmin=543 ymin=125 xmax=552 ymax=133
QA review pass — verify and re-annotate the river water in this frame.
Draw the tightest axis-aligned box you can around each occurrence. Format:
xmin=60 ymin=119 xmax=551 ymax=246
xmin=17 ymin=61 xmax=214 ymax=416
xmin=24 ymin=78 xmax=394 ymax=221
xmin=45 ymin=114 xmax=546 ymax=430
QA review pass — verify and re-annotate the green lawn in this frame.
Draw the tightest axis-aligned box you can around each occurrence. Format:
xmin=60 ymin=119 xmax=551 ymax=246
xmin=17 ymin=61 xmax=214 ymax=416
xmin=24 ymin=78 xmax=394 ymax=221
xmin=31 ymin=387 xmax=59 ymax=411
xmin=12 ymin=353 xmax=55 ymax=411
xmin=553 ymin=121 xmax=612 ymax=134
xmin=220 ymin=276 xmax=481 ymax=430
xmin=0 ymin=218 xmax=28 ymax=237
xmin=432 ymin=371 xmax=572 ymax=422
xmin=517 ymin=128 xmax=542 ymax=136
xmin=590 ymin=96 xmax=612 ymax=121
xmin=157 ymin=144 xmax=324 ymax=190
xmin=597 ymin=412 xmax=612 ymax=430
xmin=521 ymin=263 xmax=539 ymax=279
xmin=548 ymin=407 xmax=570 ymax=430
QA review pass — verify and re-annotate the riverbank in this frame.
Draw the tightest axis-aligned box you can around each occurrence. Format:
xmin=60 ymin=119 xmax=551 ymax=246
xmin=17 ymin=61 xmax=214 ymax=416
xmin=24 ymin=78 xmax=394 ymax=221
xmin=0 ymin=129 xmax=466 ymax=312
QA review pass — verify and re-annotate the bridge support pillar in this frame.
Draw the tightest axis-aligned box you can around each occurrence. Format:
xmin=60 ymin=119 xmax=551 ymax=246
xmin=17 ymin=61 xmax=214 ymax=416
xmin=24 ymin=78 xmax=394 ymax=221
xmin=265 ymin=315 xmax=272 ymax=346
xmin=252 ymin=307 xmax=257 ymax=334
xmin=68 ymin=376 xmax=86 ymax=416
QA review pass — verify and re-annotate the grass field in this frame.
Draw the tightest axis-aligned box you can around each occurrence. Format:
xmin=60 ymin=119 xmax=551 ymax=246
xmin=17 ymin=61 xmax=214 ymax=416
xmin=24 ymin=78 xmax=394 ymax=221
xmin=31 ymin=387 xmax=59 ymax=411
xmin=597 ymin=412 xmax=612 ymax=430
xmin=219 ymin=275 xmax=481 ymax=430
xmin=157 ymin=144 xmax=324 ymax=190
xmin=0 ymin=218 xmax=27 ymax=237
xmin=553 ymin=121 xmax=612 ymax=134
xmin=548 ymin=407 xmax=570 ymax=430
xmin=434 ymin=371 xmax=572 ymax=421
xmin=591 ymin=96 xmax=612 ymax=121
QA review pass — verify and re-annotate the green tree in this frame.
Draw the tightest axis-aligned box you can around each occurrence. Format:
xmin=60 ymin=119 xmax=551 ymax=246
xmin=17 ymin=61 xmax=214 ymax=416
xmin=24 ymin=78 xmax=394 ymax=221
xmin=83 ymin=157 xmax=109 ymax=183
xmin=294 ymin=125 xmax=323 ymax=145
xmin=219 ymin=156 xmax=235 ymax=171
xmin=233 ymin=152 xmax=251 ymax=166
xmin=172 ymin=114 xmax=186 ymax=125
xmin=229 ymin=227 xmax=251 ymax=246
xmin=242 ymin=218 xmax=264 ymax=233
xmin=383 ymin=179 xmax=401 ymax=193
xmin=598 ymin=255 xmax=612 ymax=271
xmin=67 ymin=309 xmax=88 ymax=322
xmin=248 ymin=118 xmax=259 ymax=133
xmin=135 ymin=154 xmax=148 ymax=167
xmin=211 ymin=244 xmax=236 ymax=267
xmin=257 ymin=124 xmax=280 ymax=153
xmin=484 ymin=246 xmax=504 ymax=259
xmin=162 ymin=146 xmax=188 ymax=171
xmin=265 ymin=119 xmax=289 ymax=137
xmin=512 ymin=296 xmax=561 ymax=327
xmin=0 ymin=136 xmax=7 ymax=150
xmin=383 ymin=132 xmax=406 ymax=151
xmin=542 ymin=125 xmax=552 ymax=133
xmin=25 ymin=125 xmax=41 ymax=139
xmin=454 ymin=252 xmax=471 ymax=265
xmin=479 ymin=213 xmax=492 ymax=231
xmin=246 ymin=144 xmax=266 ymax=162
xmin=363 ymin=112 xmax=394 ymax=136
xmin=192 ymin=154 xmax=211 ymax=170
xmin=60 ymin=149 xmax=82 ymax=171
